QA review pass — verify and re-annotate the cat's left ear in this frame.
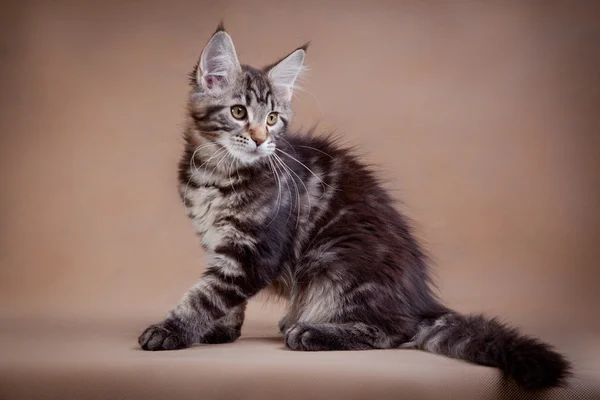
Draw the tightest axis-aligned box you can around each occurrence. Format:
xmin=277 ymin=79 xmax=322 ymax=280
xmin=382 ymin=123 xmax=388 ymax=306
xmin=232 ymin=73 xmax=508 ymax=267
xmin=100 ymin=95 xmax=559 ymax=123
xmin=197 ymin=24 xmax=241 ymax=91
xmin=267 ymin=44 xmax=308 ymax=101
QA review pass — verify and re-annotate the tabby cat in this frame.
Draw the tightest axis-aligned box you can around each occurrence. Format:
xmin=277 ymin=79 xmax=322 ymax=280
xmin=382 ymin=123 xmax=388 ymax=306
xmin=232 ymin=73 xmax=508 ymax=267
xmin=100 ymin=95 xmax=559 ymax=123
xmin=138 ymin=24 xmax=571 ymax=390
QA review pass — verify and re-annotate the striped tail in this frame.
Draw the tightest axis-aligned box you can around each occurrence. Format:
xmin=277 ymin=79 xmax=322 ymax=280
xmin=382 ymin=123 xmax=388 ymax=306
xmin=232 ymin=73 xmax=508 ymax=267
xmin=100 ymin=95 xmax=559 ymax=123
xmin=403 ymin=312 xmax=572 ymax=390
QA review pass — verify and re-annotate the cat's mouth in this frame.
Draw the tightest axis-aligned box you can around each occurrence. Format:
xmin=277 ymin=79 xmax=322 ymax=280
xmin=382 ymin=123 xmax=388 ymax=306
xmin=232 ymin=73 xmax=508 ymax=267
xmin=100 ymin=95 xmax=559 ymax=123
xmin=221 ymin=137 xmax=275 ymax=165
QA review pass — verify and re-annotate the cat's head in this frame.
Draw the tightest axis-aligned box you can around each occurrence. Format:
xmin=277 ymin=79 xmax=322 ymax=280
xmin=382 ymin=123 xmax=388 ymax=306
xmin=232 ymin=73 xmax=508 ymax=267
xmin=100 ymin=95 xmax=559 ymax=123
xmin=187 ymin=24 xmax=306 ymax=166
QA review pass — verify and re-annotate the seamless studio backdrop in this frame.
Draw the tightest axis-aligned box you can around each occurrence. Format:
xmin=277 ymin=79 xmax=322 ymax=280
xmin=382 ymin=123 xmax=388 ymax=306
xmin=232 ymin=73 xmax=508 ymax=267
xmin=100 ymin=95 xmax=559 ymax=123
xmin=1 ymin=1 xmax=599 ymax=399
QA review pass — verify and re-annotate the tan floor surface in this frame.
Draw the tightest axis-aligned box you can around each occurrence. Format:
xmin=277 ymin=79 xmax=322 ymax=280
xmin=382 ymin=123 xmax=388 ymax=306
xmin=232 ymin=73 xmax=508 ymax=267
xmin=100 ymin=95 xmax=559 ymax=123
xmin=1 ymin=307 xmax=600 ymax=400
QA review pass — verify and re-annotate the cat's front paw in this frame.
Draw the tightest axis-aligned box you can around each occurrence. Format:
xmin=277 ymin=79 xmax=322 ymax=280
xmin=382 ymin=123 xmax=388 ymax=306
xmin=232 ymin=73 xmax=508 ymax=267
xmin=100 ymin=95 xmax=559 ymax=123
xmin=138 ymin=321 xmax=189 ymax=351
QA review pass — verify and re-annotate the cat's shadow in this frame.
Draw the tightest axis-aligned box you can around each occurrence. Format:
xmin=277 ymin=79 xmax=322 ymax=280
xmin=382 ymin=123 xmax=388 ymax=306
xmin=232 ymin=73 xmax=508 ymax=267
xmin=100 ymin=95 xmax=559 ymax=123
xmin=130 ymin=335 xmax=285 ymax=351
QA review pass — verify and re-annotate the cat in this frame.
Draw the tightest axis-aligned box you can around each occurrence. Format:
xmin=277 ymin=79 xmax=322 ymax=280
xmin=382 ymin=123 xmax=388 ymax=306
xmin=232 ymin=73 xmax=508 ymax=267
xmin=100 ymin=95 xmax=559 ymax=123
xmin=138 ymin=23 xmax=571 ymax=391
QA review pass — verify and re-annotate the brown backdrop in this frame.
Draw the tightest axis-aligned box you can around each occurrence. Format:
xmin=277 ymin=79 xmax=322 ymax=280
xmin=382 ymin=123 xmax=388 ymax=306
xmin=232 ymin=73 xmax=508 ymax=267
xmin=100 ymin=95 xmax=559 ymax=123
xmin=1 ymin=1 xmax=599 ymax=399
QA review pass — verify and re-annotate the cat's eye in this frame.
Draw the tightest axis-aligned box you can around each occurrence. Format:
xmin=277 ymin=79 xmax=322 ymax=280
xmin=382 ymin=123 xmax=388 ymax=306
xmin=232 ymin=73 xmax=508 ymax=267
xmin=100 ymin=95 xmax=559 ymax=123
xmin=266 ymin=112 xmax=279 ymax=126
xmin=231 ymin=105 xmax=247 ymax=120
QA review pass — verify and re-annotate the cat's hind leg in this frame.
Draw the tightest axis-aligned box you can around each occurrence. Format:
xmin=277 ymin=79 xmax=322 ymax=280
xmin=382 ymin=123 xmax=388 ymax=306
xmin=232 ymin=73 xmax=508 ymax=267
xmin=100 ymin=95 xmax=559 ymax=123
xmin=284 ymin=322 xmax=397 ymax=351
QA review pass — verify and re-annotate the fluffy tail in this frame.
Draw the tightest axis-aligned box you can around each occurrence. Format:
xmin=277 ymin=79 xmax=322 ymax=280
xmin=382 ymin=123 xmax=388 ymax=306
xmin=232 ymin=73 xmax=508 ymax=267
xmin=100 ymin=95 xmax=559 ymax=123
xmin=403 ymin=312 xmax=572 ymax=390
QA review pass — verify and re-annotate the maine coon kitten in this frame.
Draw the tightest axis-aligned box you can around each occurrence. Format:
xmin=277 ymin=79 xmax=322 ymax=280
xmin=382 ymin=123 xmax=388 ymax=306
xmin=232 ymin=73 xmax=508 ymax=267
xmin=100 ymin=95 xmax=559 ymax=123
xmin=138 ymin=24 xmax=571 ymax=390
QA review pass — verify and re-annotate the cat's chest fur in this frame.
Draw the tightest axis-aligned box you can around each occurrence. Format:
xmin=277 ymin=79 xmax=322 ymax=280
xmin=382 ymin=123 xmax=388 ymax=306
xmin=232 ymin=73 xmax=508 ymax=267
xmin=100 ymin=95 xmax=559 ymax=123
xmin=183 ymin=185 xmax=227 ymax=251
xmin=180 ymin=182 xmax=293 ymax=301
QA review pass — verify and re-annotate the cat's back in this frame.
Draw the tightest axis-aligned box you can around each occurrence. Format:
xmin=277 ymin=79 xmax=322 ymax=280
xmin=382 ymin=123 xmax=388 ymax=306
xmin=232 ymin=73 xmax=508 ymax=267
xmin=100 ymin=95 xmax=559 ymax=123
xmin=283 ymin=132 xmax=396 ymax=213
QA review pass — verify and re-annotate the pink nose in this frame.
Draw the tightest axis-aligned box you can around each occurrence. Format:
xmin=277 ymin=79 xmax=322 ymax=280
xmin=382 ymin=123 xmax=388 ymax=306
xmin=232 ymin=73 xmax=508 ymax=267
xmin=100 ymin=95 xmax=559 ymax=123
xmin=249 ymin=129 xmax=267 ymax=146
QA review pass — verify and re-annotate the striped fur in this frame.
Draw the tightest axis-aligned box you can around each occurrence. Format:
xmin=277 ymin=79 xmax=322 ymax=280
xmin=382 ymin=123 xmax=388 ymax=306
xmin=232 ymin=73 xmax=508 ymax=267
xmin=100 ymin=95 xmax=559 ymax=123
xmin=138 ymin=25 xmax=571 ymax=391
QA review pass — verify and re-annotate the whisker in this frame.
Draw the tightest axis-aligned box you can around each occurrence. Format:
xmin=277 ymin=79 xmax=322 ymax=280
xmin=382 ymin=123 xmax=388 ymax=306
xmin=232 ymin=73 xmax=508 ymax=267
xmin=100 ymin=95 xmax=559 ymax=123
xmin=294 ymin=85 xmax=323 ymax=119
xmin=279 ymin=137 xmax=298 ymax=156
xmin=291 ymin=145 xmax=334 ymax=199
xmin=228 ymin=158 xmax=239 ymax=197
xmin=266 ymin=156 xmax=283 ymax=227
xmin=205 ymin=149 xmax=230 ymax=186
xmin=273 ymin=153 xmax=311 ymax=222
xmin=192 ymin=146 xmax=227 ymax=175
xmin=273 ymin=153 xmax=302 ymax=229
xmin=183 ymin=146 xmax=227 ymax=204
xmin=276 ymin=148 xmax=336 ymax=191
xmin=295 ymin=144 xmax=335 ymax=159
xmin=270 ymin=156 xmax=283 ymax=214
xmin=190 ymin=142 xmax=220 ymax=173
xmin=272 ymin=154 xmax=298 ymax=228
xmin=273 ymin=156 xmax=294 ymax=227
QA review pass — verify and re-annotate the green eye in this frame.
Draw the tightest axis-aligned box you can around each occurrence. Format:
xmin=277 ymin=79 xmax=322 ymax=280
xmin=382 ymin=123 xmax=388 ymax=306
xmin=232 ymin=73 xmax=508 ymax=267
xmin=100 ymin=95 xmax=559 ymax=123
xmin=231 ymin=105 xmax=247 ymax=120
xmin=266 ymin=112 xmax=278 ymax=126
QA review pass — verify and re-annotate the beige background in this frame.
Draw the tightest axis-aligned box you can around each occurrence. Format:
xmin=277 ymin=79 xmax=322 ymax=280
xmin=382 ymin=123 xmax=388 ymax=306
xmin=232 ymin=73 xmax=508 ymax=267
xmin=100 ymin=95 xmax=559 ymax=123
xmin=1 ymin=1 xmax=599 ymax=399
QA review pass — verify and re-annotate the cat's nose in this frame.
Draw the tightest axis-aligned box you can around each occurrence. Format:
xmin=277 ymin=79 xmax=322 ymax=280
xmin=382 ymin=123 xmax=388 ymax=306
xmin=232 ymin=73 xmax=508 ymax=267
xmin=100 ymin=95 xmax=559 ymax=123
xmin=249 ymin=129 xmax=267 ymax=146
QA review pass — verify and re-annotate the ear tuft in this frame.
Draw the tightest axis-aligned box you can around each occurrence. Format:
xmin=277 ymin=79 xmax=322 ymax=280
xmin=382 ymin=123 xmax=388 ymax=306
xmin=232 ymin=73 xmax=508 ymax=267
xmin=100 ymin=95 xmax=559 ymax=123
xmin=298 ymin=42 xmax=310 ymax=52
xmin=215 ymin=21 xmax=226 ymax=34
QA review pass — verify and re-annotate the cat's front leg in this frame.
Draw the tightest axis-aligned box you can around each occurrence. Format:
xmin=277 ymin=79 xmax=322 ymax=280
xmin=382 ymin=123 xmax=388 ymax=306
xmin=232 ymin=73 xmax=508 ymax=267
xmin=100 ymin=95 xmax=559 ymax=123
xmin=139 ymin=243 xmax=280 ymax=350
xmin=139 ymin=274 xmax=247 ymax=350
xmin=139 ymin=301 xmax=247 ymax=351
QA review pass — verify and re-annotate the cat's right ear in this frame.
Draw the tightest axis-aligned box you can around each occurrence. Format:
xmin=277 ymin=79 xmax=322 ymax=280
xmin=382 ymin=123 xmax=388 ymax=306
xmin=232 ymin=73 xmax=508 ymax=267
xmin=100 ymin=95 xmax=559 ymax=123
xmin=196 ymin=25 xmax=241 ymax=92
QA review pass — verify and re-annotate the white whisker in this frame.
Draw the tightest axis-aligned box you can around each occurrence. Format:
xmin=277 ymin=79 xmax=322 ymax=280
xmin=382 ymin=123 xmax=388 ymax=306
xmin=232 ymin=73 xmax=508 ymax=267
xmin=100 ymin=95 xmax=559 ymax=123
xmin=294 ymin=85 xmax=323 ymax=119
xmin=228 ymin=158 xmax=238 ymax=197
xmin=274 ymin=153 xmax=311 ymax=221
xmin=190 ymin=142 xmax=221 ymax=175
xmin=273 ymin=157 xmax=294 ymax=227
xmin=273 ymin=153 xmax=302 ymax=229
xmin=205 ymin=149 xmax=230 ymax=186
xmin=276 ymin=148 xmax=336 ymax=191
xmin=272 ymin=154 xmax=297 ymax=227
xmin=266 ymin=156 xmax=283 ymax=227
xmin=183 ymin=145 xmax=227 ymax=203
xmin=296 ymin=145 xmax=334 ymax=159
xmin=279 ymin=137 xmax=298 ymax=156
